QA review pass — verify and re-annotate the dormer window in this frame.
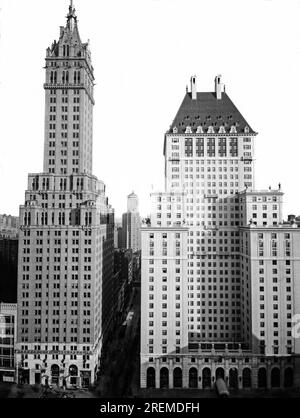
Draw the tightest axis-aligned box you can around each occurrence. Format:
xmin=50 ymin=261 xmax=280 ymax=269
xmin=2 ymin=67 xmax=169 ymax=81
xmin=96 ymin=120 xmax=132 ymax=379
xmin=244 ymin=126 xmax=250 ymax=133
xmin=196 ymin=126 xmax=203 ymax=134
xmin=230 ymin=125 xmax=237 ymax=134
xmin=208 ymin=126 xmax=215 ymax=134
xmin=218 ymin=126 xmax=226 ymax=134
xmin=185 ymin=126 xmax=192 ymax=134
xmin=173 ymin=127 xmax=178 ymax=134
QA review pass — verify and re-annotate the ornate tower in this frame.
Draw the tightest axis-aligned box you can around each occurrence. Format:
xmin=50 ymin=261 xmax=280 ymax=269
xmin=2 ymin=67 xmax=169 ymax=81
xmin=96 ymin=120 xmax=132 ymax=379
xmin=16 ymin=2 xmax=115 ymax=388
xmin=43 ymin=1 xmax=94 ymax=176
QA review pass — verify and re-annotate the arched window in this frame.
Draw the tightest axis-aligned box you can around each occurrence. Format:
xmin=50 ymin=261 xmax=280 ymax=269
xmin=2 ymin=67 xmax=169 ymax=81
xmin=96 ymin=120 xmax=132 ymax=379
xmin=242 ymin=368 xmax=251 ymax=388
xmin=69 ymin=364 xmax=78 ymax=385
xmin=189 ymin=368 xmax=198 ymax=388
xmin=202 ymin=368 xmax=211 ymax=389
xmin=160 ymin=368 xmax=169 ymax=389
xmin=229 ymin=368 xmax=238 ymax=389
xmin=258 ymin=368 xmax=267 ymax=388
xmin=173 ymin=367 xmax=182 ymax=388
xmin=271 ymin=367 xmax=280 ymax=388
xmin=51 ymin=364 xmax=60 ymax=385
xmin=215 ymin=367 xmax=224 ymax=380
xmin=69 ymin=365 xmax=78 ymax=376
xmin=146 ymin=367 xmax=155 ymax=388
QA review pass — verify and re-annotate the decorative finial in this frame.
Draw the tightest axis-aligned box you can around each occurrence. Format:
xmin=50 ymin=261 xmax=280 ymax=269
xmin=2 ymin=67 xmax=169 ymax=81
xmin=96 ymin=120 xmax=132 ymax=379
xmin=69 ymin=0 xmax=73 ymax=13
xmin=278 ymin=182 xmax=281 ymax=190
xmin=67 ymin=0 xmax=76 ymax=24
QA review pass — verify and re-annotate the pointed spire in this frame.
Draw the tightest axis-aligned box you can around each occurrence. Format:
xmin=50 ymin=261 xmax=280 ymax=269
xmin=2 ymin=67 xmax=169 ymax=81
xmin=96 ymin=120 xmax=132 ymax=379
xmin=69 ymin=0 xmax=74 ymax=14
xmin=67 ymin=0 xmax=77 ymax=30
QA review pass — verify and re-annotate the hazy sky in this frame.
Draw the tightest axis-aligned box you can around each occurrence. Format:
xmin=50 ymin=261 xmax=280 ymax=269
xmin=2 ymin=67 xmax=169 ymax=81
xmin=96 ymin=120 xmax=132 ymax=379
xmin=0 ymin=0 xmax=300 ymax=218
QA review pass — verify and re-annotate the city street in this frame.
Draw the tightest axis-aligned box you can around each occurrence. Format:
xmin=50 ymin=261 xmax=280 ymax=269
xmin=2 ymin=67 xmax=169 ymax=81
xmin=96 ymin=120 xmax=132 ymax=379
xmin=0 ymin=285 xmax=141 ymax=399
xmin=95 ymin=284 xmax=141 ymax=397
xmin=0 ymin=382 xmax=96 ymax=398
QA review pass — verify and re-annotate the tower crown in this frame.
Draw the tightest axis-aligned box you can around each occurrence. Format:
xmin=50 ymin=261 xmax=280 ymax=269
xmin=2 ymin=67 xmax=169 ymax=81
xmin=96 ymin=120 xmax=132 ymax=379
xmin=67 ymin=0 xmax=77 ymax=31
xmin=43 ymin=0 xmax=95 ymax=176
xmin=46 ymin=0 xmax=93 ymax=64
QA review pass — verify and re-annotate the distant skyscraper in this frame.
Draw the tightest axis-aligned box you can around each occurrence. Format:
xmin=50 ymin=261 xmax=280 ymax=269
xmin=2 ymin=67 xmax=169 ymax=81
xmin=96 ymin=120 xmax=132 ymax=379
xmin=0 ymin=214 xmax=19 ymax=238
xmin=122 ymin=192 xmax=141 ymax=252
xmin=140 ymin=75 xmax=300 ymax=390
xmin=127 ymin=192 xmax=139 ymax=212
xmin=16 ymin=2 xmax=114 ymax=388
xmin=113 ymin=218 xmax=122 ymax=249
xmin=0 ymin=237 xmax=18 ymax=303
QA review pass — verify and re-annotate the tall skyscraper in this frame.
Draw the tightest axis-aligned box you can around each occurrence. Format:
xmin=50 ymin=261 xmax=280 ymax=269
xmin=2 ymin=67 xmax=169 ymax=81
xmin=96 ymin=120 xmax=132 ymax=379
xmin=127 ymin=192 xmax=139 ymax=212
xmin=122 ymin=192 xmax=141 ymax=252
xmin=16 ymin=2 xmax=114 ymax=388
xmin=140 ymin=75 xmax=300 ymax=390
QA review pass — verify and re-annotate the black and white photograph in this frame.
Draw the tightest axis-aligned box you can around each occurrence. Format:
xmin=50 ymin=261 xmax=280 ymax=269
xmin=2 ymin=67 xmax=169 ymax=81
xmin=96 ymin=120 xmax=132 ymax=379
xmin=0 ymin=0 xmax=300 ymax=414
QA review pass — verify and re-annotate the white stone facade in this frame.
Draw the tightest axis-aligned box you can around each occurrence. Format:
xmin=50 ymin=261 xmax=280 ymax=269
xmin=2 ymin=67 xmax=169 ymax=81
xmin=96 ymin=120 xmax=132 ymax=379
xmin=140 ymin=75 xmax=300 ymax=390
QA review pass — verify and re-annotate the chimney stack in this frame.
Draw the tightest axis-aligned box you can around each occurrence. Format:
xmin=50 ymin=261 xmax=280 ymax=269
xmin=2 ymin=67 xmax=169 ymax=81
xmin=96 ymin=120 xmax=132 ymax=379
xmin=288 ymin=214 xmax=296 ymax=223
xmin=190 ymin=75 xmax=197 ymax=100
xmin=215 ymin=74 xmax=224 ymax=100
